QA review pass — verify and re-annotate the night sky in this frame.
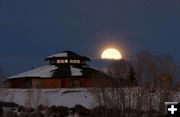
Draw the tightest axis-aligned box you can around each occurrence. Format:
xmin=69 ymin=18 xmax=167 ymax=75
xmin=0 ymin=0 xmax=180 ymax=76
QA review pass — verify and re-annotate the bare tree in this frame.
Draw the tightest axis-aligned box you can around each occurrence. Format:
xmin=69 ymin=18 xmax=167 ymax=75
xmin=133 ymin=51 xmax=156 ymax=86
xmin=156 ymin=55 xmax=178 ymax=88
xmin=90 ymin=51 xmax=179 ymax=117
xmin=107 ymin=59 xmax=129 ymax=79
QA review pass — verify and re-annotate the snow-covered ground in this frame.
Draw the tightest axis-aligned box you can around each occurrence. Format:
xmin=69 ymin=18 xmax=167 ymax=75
xmin=0 ymin=88 xmax=96 ymax=108
xmin=0 ymin=88 xmax=179 ymax=110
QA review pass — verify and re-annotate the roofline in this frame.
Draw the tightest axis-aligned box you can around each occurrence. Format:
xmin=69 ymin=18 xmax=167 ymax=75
xmin=45 ymin=51 xmax=90 ymax=61
xmin=6 ymin=76 xmax=95 ymax=80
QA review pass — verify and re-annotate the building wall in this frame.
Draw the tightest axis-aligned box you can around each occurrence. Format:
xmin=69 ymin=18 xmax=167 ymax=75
xmin=39 ymin=79 xmax=62 ymax=88
xmin=61 ymin=78 xmax=92 ymax=88
xmin=7 ymin=78 xmax=31 ymax=88
xmin=32 ymin=79 xmax=41 ymax=88
xmin=61 ymin=77 xmax=111 ymax=88
xmin=7 ymin=77 xmax=112 ymax=88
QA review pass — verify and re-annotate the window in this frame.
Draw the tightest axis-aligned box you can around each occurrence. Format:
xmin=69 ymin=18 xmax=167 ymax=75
xmin=60 ymin=60 xmax=65 ymax=63
xmin=57 ymin=60 xmax=61 ymax=63
xmin=65 ymin=59 xmax=68 ymax=63
xmin=70 ymin=60 xmax=73 ymax=63
xmin=70 ymin=59 xmax=80 ymax=64
xmin=57 ymin=59 xmax=66 ymax=64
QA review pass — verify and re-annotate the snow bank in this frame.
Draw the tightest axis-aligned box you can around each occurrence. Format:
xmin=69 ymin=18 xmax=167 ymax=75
xmin=0 ymin=88 xmax=96 ymax=109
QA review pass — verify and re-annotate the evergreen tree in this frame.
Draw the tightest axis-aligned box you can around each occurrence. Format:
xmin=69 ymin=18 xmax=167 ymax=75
xmin=127 ymin=65 xmax=137 ymax=86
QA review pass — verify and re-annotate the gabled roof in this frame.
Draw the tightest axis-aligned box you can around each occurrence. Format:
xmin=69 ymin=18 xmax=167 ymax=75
xmin=46 ymin=51 xmax=90 ymax=61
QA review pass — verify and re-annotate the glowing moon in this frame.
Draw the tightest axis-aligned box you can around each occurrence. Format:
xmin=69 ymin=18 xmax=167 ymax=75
xmin=101 ymin=48 xmax=122 ymax=60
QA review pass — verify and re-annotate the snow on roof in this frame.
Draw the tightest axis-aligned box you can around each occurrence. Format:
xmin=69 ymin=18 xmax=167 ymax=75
xmin=8 ymin=65 xmax=58 ymax=79
xmin=70 ymin=66 xmax=82 ymax=76
xmin=47 ymin=52 xmax=67 ymax=58
xmin=8 ymin=65 xmax=84 ymax=79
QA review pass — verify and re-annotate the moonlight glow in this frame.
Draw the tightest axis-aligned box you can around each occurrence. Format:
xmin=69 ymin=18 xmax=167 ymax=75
xmin=101 ymin=48 xmax=122 ymax=60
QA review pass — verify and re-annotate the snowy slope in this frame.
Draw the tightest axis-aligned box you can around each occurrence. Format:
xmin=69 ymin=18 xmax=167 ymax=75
xmin=0 ymin=88 xmax=96 ymax=109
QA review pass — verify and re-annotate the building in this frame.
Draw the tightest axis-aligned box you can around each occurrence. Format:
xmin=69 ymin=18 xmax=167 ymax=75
xmin=6 ymin=51 xmax=112 ymax=88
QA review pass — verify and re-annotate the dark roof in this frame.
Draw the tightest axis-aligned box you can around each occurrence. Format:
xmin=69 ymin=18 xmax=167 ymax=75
xmin=45 ymin=51 xmax=90 ymax=61
xmin=51 ymin=65 xmax=112 ymax=78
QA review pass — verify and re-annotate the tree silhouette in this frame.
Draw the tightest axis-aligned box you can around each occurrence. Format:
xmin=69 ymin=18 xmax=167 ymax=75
xmin=127 ymin=65 xmax=137 ymax=86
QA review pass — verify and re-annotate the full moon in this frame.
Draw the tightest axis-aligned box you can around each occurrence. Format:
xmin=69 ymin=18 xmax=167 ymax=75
xmin=101 ymin=48 xmax=122 ymax=60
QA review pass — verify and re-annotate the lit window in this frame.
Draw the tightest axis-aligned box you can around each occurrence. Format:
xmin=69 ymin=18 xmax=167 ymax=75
xmin=60 ymin=60 xmax=65 ymax=63
xmin=57 ymin=60 xmax=60 ymax=63
xmin=57 ymin=59 xmax=66 ymax=63
xmin=70 ymin=60 xmax=73 ymax=63
xmin=70 ymin=60 xmax=80 ymax=63
xmin=65 ymin=59 xmax=68 ymax=63
xmin=77 ymin=60 xmax=80 ymax=63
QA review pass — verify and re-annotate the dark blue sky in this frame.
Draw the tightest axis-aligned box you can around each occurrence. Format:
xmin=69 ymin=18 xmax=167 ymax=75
xmin=0 ymin=0 xmax=180 ymax=76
